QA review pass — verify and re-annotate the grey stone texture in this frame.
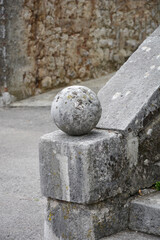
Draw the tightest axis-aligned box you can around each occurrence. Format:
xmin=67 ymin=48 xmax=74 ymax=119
xmin=0 ymin=0 xmax=6 ymax=89
xmin=0 ymin=91 xmax=16 ymax=107
xmin=129 ymin=192 xmax=160 ymax=236
xmin=4 ymin=0 xmax=35 ymax=99
xmin=39 ymin=129 xmax=125 ymax=204
xmin=40 ymin=27 xmax=160 ymax=239
xmin=51 ymin=86 xmax=102 ymax=136
xmin=39 ymin=111 xmax=160 ymax=204
xmin=97 ymin=26 xmax=160 ymax=133
xmin=44 ymin=196 xmax=128 ymax=240
xmin=102 ymin=230 xmax=160 ymax=240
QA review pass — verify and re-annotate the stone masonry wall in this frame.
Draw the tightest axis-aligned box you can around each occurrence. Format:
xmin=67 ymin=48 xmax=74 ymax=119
xmin=2 ymin=0 xmax=160 ymax=99
xmin=41 ymin=0 xmax=160 ymax=90
xmin=2 ymin=0 xmax=36 ymax=99
xmin=0 ymin=0 xmax=6 ymax=92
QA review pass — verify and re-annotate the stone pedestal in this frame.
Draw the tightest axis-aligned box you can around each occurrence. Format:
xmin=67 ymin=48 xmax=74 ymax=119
xmin=39 ymin=121 xmax=160 ymax=239
xmin=39 ymin=129 xmax=125 ymax=204
xmin=44 ymin=196 xmax=128 ymax=240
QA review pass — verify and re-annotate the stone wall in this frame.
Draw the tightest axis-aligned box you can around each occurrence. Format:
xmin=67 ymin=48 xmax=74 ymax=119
xmin=0 ymin=0 xmax=36 ymax=99
xmin=0 ymin=0 xmax=6 ymax=92
xmin=1 ymin=0 xmax=160 ymax=99
xmin=41 ymin=0 xmax=160 ymax=88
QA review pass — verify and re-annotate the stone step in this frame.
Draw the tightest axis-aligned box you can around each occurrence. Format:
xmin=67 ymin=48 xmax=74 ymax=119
xmin=101 ymin=230 xmax=160 ymax=240
xmin=129 ymin=192 xmax=160 ymax=236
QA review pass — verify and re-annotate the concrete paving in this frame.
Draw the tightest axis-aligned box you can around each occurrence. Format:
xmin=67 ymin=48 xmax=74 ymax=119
xmin=0 ymin=108 xmax=58 ymax=240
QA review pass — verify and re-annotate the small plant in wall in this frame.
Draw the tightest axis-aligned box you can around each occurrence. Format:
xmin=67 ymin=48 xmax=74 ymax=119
xmin=155 ymin=181 xmax=160 ymax=191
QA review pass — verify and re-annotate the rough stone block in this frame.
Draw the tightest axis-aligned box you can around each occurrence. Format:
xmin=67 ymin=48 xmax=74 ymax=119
xmin=0 ymin=24 xmax=5 ymax=38
xmin=40 ymin=111 xmax=160 ymax=204
xmin=101 ymin=230 xmax=160 ymax=240
xmin=0 ymin=6 xmax=5 ymax=20
xmin=39 ymin=129 xmax=125 ymax=204
xmin=129 ymin=192 xmax=160 ymax=236
xmin=124 ymin=113 xmax=160 ymax=195
xmin=44 ymin=196 xmax=128 ymax=240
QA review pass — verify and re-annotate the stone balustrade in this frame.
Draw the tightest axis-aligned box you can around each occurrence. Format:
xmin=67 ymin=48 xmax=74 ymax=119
xmin=39 ymin=27 xmax=160 ymax=240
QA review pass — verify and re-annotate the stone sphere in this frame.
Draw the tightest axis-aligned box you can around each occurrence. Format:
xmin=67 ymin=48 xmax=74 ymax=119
xmin=51 ymin=86 xmax=102 ymax=136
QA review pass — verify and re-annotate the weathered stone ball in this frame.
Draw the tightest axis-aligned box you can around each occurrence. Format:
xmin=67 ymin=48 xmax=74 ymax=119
xmin=51 ymin=86 xmax=102 ymax=136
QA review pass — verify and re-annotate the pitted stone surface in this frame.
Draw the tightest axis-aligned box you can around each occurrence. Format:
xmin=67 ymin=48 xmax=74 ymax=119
xmin=39 ymin=111 xmax=160 ymax=204
xmin=102 ymin=231 xmax=160 ymax=240
xmin=97 ymin=27 xmax=160 ymax=133
xmin=129 ymin=192 xmax=160 ymax=236
xmin=51 ymin=86 xmax=102 ymax=136
xmin=40 ymin=26 xmax=160 ymax=240
xmin=39 ymin=129 xmax=126 ymax=204
xmin=44 ymin=196 xmax=128 ymax=240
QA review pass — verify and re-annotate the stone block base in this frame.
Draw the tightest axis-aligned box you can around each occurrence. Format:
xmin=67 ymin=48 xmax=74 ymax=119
xmin=44 ymin=196 xmax=129 ymax=240
xmin=129 ymin=192 xmax=160 ymax=236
